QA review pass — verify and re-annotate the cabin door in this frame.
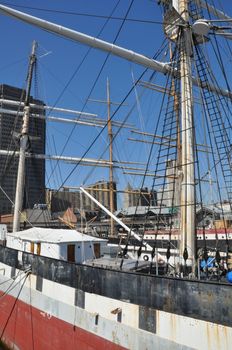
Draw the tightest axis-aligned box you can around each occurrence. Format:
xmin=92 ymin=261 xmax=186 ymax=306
xmin=94 ymin=243 xmax=100 ymax=258
xmin=37 ymin=243 xmax=41 ymax=255
xmin=67 ymin=244 xmax=75 ymax=262
xmin=30 ymin=242 xmax=34 ymax=253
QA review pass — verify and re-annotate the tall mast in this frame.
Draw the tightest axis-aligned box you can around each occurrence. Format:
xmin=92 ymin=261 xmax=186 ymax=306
xmin=107 ymin=78 xmax=115 ymax=237
xmin=178 ymin=0 xmax=196 ymax=270
xmin=13 ymin=40 xmax=37 ymax=232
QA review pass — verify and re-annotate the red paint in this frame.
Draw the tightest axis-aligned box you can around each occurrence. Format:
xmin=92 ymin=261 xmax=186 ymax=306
xmin=0 ymin=294 xmax=127 ymax=350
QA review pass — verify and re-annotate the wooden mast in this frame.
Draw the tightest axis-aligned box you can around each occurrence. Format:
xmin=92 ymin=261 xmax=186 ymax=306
xmin=178 ymin=0 xmax=196 ymax=272
xmin=107 ymin=78 xmax=115 ymax=237
xmin=13 ymin=41 xmax=37 ymax=232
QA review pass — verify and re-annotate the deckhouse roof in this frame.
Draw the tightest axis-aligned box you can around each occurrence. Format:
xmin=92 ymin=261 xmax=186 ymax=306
xmin=9 ymin=227 xmax=106 ymax=244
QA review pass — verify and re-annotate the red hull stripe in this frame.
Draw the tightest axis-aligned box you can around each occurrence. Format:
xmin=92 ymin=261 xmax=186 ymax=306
xmin=0 ymin=294 xmax=127 ymax=350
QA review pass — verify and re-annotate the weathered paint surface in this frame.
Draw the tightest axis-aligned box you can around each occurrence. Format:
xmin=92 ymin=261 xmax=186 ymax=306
xmin=0 ymin=294 xmax=126 ymax=350
xmin=156 ymin=310 xmax=232 ymax=350
xmin=85 ymin=292 xmax=139 ymax=328
xmin=16 ymin=248 xmax=232 ymax=327
xmin=0 ymin=245 xmax=232 ymax=349
xmin=0 ymin=271 xmax=190 ymax=350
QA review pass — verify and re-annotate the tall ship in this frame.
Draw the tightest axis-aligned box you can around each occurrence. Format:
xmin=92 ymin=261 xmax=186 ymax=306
xmin=0 ymin=1 xmax=232 ymax=349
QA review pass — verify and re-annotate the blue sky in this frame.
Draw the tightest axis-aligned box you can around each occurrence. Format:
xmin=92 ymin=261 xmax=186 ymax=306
xmin=0 ymin=1 xmax=232 ymax=207
xmin=0 ymin=1 xmax=165 ymax=193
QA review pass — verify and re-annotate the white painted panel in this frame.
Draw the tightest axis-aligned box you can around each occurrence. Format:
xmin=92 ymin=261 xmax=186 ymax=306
xmin=42 ymin=278 xmax=75 ymax=306
xmin=156 ymin=309 xmax=232 ymax=350
xmin=85 ymin=292 xmax=139 ymax=328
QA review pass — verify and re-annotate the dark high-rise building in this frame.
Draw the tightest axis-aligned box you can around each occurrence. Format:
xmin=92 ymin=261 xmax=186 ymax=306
xmin=0 ymin=84 xmax=46 ymax=214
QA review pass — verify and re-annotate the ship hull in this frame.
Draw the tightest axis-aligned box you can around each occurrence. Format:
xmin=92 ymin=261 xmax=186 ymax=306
xmin=0 ymin=245 xmax=232 ymax=350
xmin=0 ymin=270 xmax=190 ymax=350
xmin=0 ymin=293 xmax=125 ymax=350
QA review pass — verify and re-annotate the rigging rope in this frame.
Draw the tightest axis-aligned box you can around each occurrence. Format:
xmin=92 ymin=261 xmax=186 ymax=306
xmin=0 ymin=270 xmax=30 ymax=341
xmin=0 ymin=2 xmax=167 ymax=25
xmin=25 ymin=0 xmax=123 ymax=214
xmin=44 ymin=0 xmax=123 ymax=185
xmin=81 ymin=39 xmax=168 ymax=188
xmin=119 ymin=35 xmax=180 ymax=267
xmin=194 ymin=43 xmax=231 ymax=265
xmin=0 ymin=268 xmax=31 ymax=300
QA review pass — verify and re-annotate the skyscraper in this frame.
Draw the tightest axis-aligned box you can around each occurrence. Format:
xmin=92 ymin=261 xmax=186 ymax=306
xmin=0 ymin=84 xmax=46 ymax=214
